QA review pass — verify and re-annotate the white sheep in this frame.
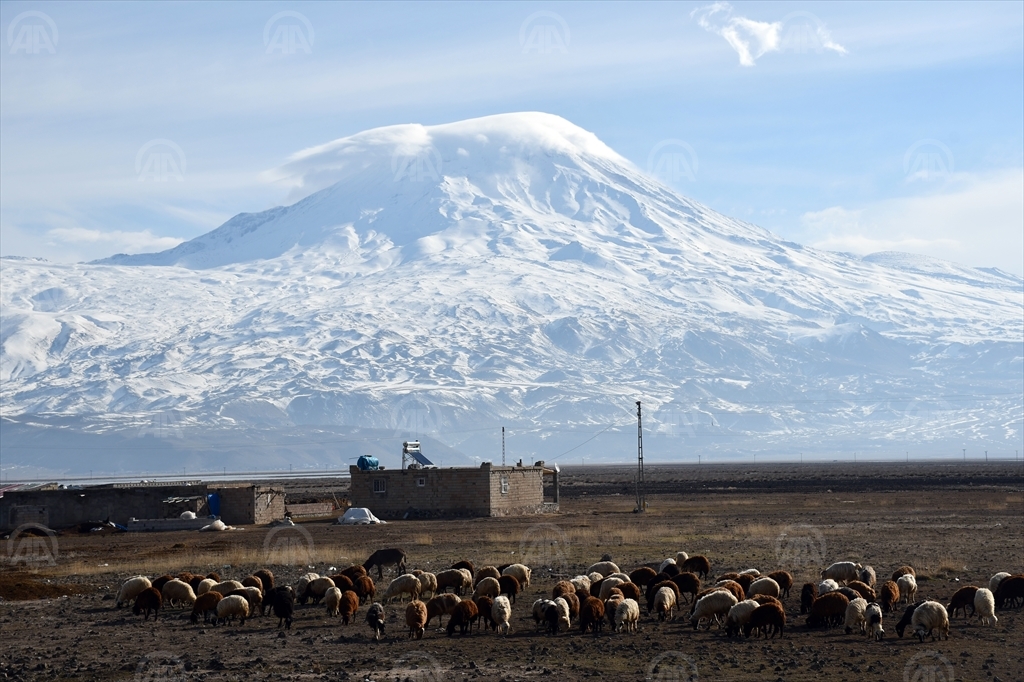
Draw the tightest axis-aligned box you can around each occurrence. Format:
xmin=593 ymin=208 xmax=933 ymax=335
xmin=382 ymin=574 xmax=421 ymax=603
xmin=414 ymin=571 xmax=437 ymax=599
xmin=989 ymin=572 xmax=1011 ymax=594
xmin=161 ymin=579 xmax=196 ymax=608
xmin=911 ymin=600 xmax=949 ymax=641
xmin=725 ymin=599 xmax=759 ymax=636
xmin=492 ymin=595 xmax=512 ymax=635
xmin=324 ymin=586 xmax=343 ymax=617
xmin=653 ymin=586 xmax=677 ymax=622
xmin=553 ymin=597 xmax=571 ymax=631
xmin=818 ymin=579 xmax=839 ymax=595
xmin=588 ymin=572 xmax=604 ymax=584
xmin=586 ymin=561 xmax=620 ymax=577
xmin=532 ymin=598 xmax=555 ymax=630
xmin=195 ymin=578 xmax=216 ymax=596
xmin=615 ymin=598 xmax=640 ymax=633
xmin=689 ymin=589 xmax=738 ymax=630
xmin=502 ymin=563 xmax=532 ymax=588
xmin=675 ymin=552 xmax=689 ymax=564
xmin=974 ymin=588 xmax=997 ymax=626
xmin=304 ymin=577 xmax=336 ymax=604
xmin=747 ymin=577 xmax=780 ymax=599
xmin=822 ymin=561 xmax=861 ymax=585
xmin=897 ymin=574 xmax=917 ymax=603
xmin=606 ymin=572 xmax=632 ymax=584
xmin=473 ymin=577 xmax=501 ymax=600
xmin=210 ymin=580 xmax=245 ymax=596
xmin=865 ymin=602 xmax=884 ymax=640
xmin=570 ymin=575 xmax=592 ymax=594
xmin=658 ymin=559 xmax=677 ymax=574
xmin=739 ymin=568 xmax=761 ymax=577
xmin=116 ymin=576 xmax=152 ymax=608
xmin=199 ymin=519 xmax=230 ymax=532
xmin=844 ymin=597 xmax=868 ymax=635
xmin=598 ymin=577 xmax=626 ymax=601
xmin=858 ymin=565 xmax=877 ymax=587
xmin=215 ymin=594 xmax=249 ymax=625
xmin=294 ymin=572 xmax=320 ymax=598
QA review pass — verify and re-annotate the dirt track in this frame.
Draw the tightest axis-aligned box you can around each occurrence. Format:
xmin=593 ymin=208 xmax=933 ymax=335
xmin=1 ymin=462 xmax=1022 ymax=681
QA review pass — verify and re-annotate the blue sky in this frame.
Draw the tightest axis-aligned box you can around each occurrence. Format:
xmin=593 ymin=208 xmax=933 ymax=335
xmin=2 ymin=1 xmax=1022 ymax=274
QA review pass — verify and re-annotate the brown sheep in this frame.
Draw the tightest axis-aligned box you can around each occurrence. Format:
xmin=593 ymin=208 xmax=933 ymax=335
xmin=891 ymin=566 xmax=915 ymax=582
xmin=629 ymin=566 xmax=658 ymax=587
xmin=744 ymin=602 xmax=785 ymax=638
xmin=176 ymin=571 xmax=195 ymax=585
xmin=253 ymin=569 xmax=275 ymax=592
xmin=647 ymin=580 xmax=680 ymax=613
xmin=474 ymin=596 xmax=494 ymax=631
xmin=188 ymin=575 xmax=206 ymax=593
xmin=717 ymin=572 xmax=741 ymax=583
xmin=132 ymin=587 xmax=163 ymax=620
xmin=767 ymin=571 xmax=793 ymax=599
xmin=353 ymin=576 xmax=376 ymax=605
xmin=475 ymin=566 xmax=501 ymax=585
xmin=994 ymin=575 xmax=1024 ymax=609
xmin=340 ymin=565 xmax=367 ymax=582
xmin=580 ymin=596 xmax=605 ymax=634
xmin=716 ymin=580 xmax=746 ymax=602
xmin=405 ymin=599 xmax=427 ymax=639
xmin=552 ymin=580 xmax=576 ymax=600
xmin=426 ymin=593 xmax=461 ymax=627
xmin=563 ymin=591 xmax=580 ymax=622
xmin=363 ymin=548 xmax=408 ymax=580
xmin=847 ymin=580 xmax=876 ymax=602
xmin=752 ymin=594 xmax=783 ymax=607
xmin=681 ymin=555 xmax=711 ymax=579
xmin=879 ymin=580 xmax=901 ymax=613
xmin=451 ymin=559 xmax=475 ymax=575
xmin=661 ymin=562 xmax=682 ymax=577
xmin=946 ymin=586 xmax=979 ymax=618
xmin=589 ymin=578 xmax=604 ymax=598
xmin=618 ymin=582 xmax=642 ymax=602
xmin=800 ymin=582 xmax=817 ymax=614
xmin=190 ymin=591 xmax=222 ymax=624
xmin=150 ymin=575 xmax=175 ymax=593
xmin=436 ymin=569 xmax=472 ymax=596
xmin=329 ymin=574 xmax=355 ymax=593
xmin=339 ymin=590 xmax=360 ymax=624
xmin=206 ymin=572 xmax=221 ymax=582
xmin=446 ymin=599 xmax=479 ymax=636
xmin=604 ymin=595 xmax=624 ymax=628
xmin=671 ymin=572 xmax=701 ymax=604
xmin=498 ymin=574 xmax=521 ymax=604
xmin=807 ymin=592 xmax=849 ymax=628
xmin=242 ymin=575 xmax=264 ymax=593
xmin=734 ymin=574 xmax=755 ymax=594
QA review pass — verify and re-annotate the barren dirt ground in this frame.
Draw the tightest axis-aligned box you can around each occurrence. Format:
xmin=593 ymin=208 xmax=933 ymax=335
xmin=1 ymin=462 xmax=1022 ymax=682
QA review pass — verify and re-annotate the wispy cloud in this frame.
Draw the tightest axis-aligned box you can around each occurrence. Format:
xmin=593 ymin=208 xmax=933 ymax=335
xmin=46 ymin=226 xmax=183 ymax=254
xmin=692 ymin=2 xmax=846 ymax=66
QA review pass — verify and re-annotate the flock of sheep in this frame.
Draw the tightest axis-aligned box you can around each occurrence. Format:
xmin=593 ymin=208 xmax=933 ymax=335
xmin=112 ymin=548 xmax=1023 ymax=646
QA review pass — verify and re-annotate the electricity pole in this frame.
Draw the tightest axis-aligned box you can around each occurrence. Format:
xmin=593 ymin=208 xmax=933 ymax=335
xmin=635 ymin=400 xmax=646 ymax=513
xmin=502 ymin=427 xmax=506 ymax=467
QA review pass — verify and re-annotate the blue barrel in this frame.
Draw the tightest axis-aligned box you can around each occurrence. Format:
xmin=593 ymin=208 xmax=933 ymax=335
xmin=356 ymin=455 xmax=380 ymax=471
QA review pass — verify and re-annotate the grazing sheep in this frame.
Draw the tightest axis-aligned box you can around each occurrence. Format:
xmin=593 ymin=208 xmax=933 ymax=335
xmin=676 ymin=551 xmax=689 ymax=564
xmin=847 ymin=580 xmax=876 ymax=602
xmin=835 ymin=586 xmax=861 ymax=602
xmin=209 ymin=580 xmax=243 ymax=597
xmin=161 ymin=579 xmax=196 ymax=608
xmin=382 ymin=574 xmax=421 ymax=603
xmin=598 ymin=577 xmax=626 ymax=601
xmin=492 ymin=595 xmax=512 ymax=636
xmin=589 ymin=578 xmax=605 ymax=598
xmin=661 ymin=563 xmax=682 ymax=578
xmin=858 ymin=565 xmax=877 ymax=587
xmin=989 ymin=572 xmax=1011 ymax=594
xmin=817 ymin=579 xmax=839 ymax=595
xmin=501 ymin=563 xmax=531 ymax=588
xmin=338 ymin=590 xmax=359 ymax=624
xmin=647 ymin=580 xmax=680 ymax=614
xmin=744 ymin=603 xmax=785 ymax=639
xmin=911 ymin=600 xmax=949 ymax=642
xmin=363 ymin=548 xmax=407 ymax=580
xmin=366 ymin=602 xmax=386 ymax=641
xmin=588 ymin=571 xmax=604 ymax=584
xmin=806 ymin=592 xmax=849 ymax=629
xmin=879 ymin=580 xmax=901 ymax=613
xmin=498 ymin=574 xmax=521 ymax=604
xmin=435 ymin=568 xmax=471 ymax=596
xmin=475 ymin=566 xmax=501 ymax=585
xmin=897 ymin=574 xmax=917 ymax=603
xmin=253 ymin=569 xmax=275 ymax=592
xmin=844 ymin=597 xmax=868 ymax=635
xmin=552 ymin=580 xmax=576 ymax=600
xmin=265 ymin=586 xmax=294 ymax=629
xmin=206 ymin=572 xmax=221 ymax=582
xmin=587 ymin=561 xmax=620 ymax=577
xmin=132 ymin=587 xmax=163 ymax=620
xmin=188 ymin=575 xmax=206 ymax=593
xmin=116 ymin=576 xmax=153 ymax=608
xmin=426 ymin=593 xmax=462 ymax=628
xmin=894 ymin=602 xmax=919 ymax=638
xmin=294 ymin=572 xmax=321 ymax=596
xmin=353 ymin=576 xmax=376 ymax=605
xmin=570 ymin=575 xmax=593 ymax=594
xmin=767 ymin=571 xmax=793 ymax=599
xmin=341 ymin=565 xmax=367 ymax=582
xmin=447 ymin=599 xmax=479 ymax=636
xmin=190 ymin=591 xmax=222 ymax=624
xmin=324 ymin=587 xmax=343 ymax=617
xmin=533 ymin=599 xmax=555 ymax=629
xmin=329 ymin=574 xmax=355 ymax=593
xmin=475 ymin=577 xmax=501 ymax=600
xmin=891 ymin=565 xmax=916 ymax=581
xmin=822 ymin=561 xmax=861 ymax=585
xmin=604 ymin=594 xmax=624 ymax=629
xmin=242 ymin=575 xmax=264 ymax=593
xmin=680 ymin=555 xmax=711 ymax=579
xmin=215 ymin=594 xmax=249 ymax=626
xmin=579 ymin=596 xmax=605 ymax=634
xmin=405 ymin=600 xmax=427 ymax=639
xmin=629 ymin=567 xmax=657 ymax=587
xmin=866 ymin=602 xmax=884 ymax=640
xmin=689 ymin=589 xmax=738 ymax=630
xmin=725 ymin=599 xmax=759 ymax=637
xmin=196 ymin=578 xmax=216 ymax=596
xmin=947 ymin=586 xmax=979 ymax=618
xmin=739 ymin=568 xmax=761 ymax=577
xmin=658 ymin=559 xmax=677 ymax=574
xmin=563 ymin=591 xmax=580 ymax=621
xmin=302 ymin=577 xmax=336 ymax=605
xmin=714 ymin=580 xmax=746 ymax=602
xmin=227 ymin=588 xmax=262 ymax=617
xmin=451 ymin=559 xmax=475 ymax=575
xmin=752 ymin=595 xmax=782 ymax=607
xmin=800 ymin=583 xmax=817 ymax=614
xmin=552 ymin=597 xmax=571 ymax=632
xmin=974 ymin=588 xmax=997 ymax=626
xmin=995 ymin=575 xmax=1024 ymax=609
xmin=151 ymin=575 xmax=174 ymax=593
xmin=474 ymin=596 xmax=494 ymax=631
xmin=747 ymin=577 xmax=780 ymax=600
xmin=717 ymin=572 xmax=741 ymax=583
xmin=618 ymin=582 xmax=641 ymax=602
xmin=614 ymin=598 xmax=639 ymax=633
xmin=734 ymin=574 xmax=755 ymax=594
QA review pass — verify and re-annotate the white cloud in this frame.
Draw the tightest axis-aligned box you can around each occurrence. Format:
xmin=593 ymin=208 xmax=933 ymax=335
xmin=46 ymin=227 xmax=183 ymax=254
xmin=692 ymin=3 xmax=846 ymax=66
xmin=801 ymin=169 xmax=1024 ymax=275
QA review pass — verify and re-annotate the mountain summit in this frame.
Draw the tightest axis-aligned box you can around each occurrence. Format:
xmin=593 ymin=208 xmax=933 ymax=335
xmin=3 ymin=113 xmax=1021 ymax=475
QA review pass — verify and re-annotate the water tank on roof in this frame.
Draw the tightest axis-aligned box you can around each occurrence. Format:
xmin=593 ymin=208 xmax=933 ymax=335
xmin=356 ymin=455 xmax=380 ymax=471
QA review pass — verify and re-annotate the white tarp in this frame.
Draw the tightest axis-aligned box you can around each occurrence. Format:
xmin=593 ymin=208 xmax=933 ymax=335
xmin=338 ymin=507 xmax=386 ymax=525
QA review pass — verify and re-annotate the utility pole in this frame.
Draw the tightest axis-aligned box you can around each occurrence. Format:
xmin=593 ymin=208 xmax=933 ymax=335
xmin=635 ymin=401 xmax=646 ymax=513
xmin=502 ymin=427 xmax=506 ymax=467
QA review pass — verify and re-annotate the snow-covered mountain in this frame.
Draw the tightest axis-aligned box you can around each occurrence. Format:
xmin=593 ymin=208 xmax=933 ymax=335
xmin=2 ymin=113 xmax=1021 ymax=476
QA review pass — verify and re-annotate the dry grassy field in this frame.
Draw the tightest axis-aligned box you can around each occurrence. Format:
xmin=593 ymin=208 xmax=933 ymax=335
xmin=1 ymin=461 xmax=1022 ymax=681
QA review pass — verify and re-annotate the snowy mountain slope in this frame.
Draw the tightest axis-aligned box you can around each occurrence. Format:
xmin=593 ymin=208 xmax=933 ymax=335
xmin=2 ymin=113 xmax=1021 ymax=475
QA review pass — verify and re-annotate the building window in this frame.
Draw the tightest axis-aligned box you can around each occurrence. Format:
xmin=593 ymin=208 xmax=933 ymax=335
xmin=416 ymin=477 xmax=426 ymax=487
xmin=500 ymin=476 xmax=509 ymax=495
xmin=373 ymin=479 xmax=387 ymax=494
